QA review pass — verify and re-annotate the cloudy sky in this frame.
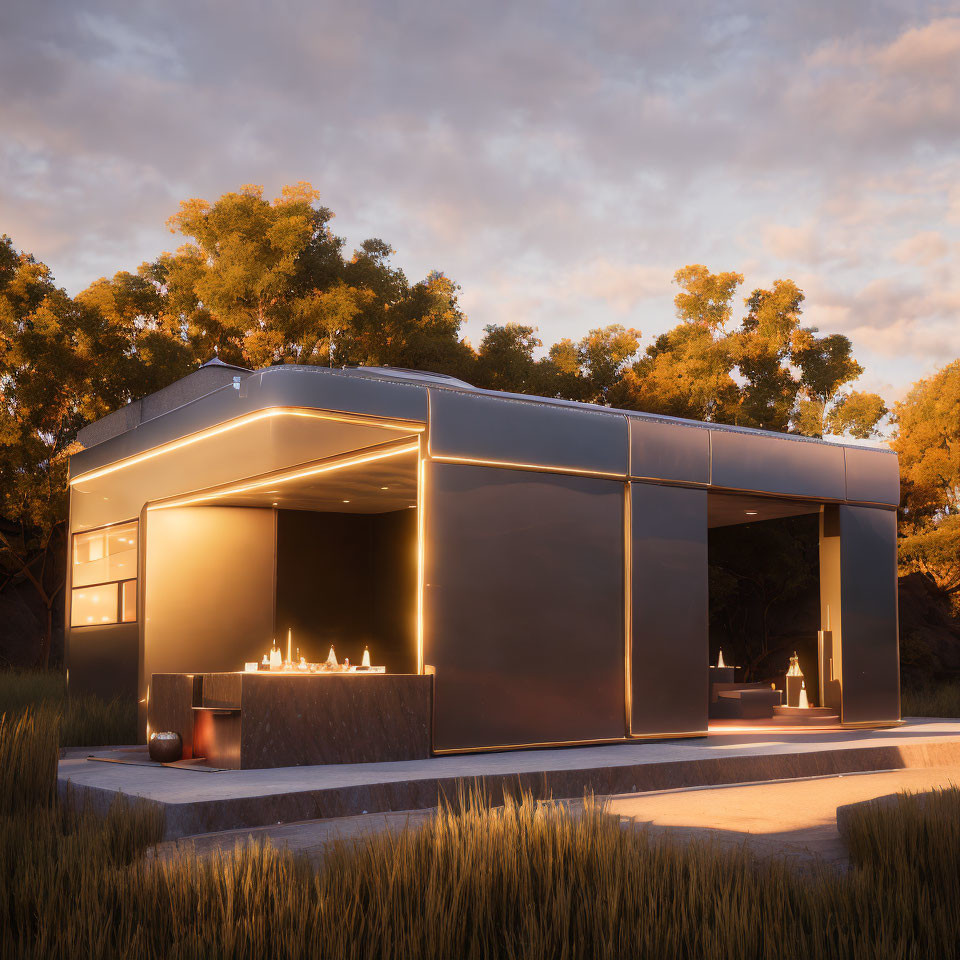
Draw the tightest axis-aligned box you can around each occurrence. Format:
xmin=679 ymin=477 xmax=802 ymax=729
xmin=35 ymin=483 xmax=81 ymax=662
xmin=2 ymin=1 xmax=958 ymax=398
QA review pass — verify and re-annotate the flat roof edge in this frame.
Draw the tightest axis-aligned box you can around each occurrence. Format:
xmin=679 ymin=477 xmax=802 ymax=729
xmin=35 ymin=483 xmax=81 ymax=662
xmin=76 ymin=364 xmax=253 ymax=451
xmin=71 ymin=361 xmax=895 ymax=461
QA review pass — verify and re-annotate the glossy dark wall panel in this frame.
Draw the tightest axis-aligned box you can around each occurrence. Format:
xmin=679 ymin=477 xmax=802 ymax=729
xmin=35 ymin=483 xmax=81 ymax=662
xmin=836 ymin=505 xmax=900 ymax=722
xmin=67 ymin=622 xmax=139 ymax=702
xmin=844 ymin=447 xmax=900 ymax=506
xmin=629 ymin=418 xmax=710 ymax=485
xmin=423 ymin=462 xmax=625 ymax=750
xmin=428 ymin=389 xmax=628 ymax=475
xmin=630 ymin=483 xmax=708 ymax=735
xmin=252 ymin=366 xmax=428 ymax=423
xmin=710 ymin=429 xmax=846 ymax=501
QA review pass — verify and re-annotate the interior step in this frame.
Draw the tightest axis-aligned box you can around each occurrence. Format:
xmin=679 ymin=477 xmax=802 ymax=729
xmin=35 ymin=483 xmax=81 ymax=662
xmin=772 ymin=705 xmax=839 ymax=724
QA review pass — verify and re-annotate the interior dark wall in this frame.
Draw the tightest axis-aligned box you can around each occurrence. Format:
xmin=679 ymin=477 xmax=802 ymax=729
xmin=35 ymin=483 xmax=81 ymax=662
xmin=708 ymin=513 xmax=820 ymax=693
xmin=275 ymin=509 xmax=417 ymax=673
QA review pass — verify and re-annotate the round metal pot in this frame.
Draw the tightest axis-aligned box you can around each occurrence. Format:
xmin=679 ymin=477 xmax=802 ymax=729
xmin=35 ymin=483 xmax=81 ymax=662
xmin=148 ymin=731 xmax=183 ymax=763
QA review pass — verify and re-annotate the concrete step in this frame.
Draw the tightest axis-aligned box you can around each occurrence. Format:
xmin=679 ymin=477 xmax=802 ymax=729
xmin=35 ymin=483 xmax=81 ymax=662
xmin=57 ymin=721 xmax=960 ymax=840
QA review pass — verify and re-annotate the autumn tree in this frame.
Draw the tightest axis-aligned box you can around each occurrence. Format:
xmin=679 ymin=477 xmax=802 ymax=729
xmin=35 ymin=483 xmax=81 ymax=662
xmin=610 ymin=266 xmax=742 ymax=420
xmin=0 ymin=237 xmax=184 ymax=664
xmin=611 ymin=265 xmax=885 ymax=439
xmin=474 ymin=324 xmax=542 ymax=393
xmin=734 ymin=280 xmax=804 ymax=432
xmin=893 ymin=361 xmax=960 ymax=605
xmin=539 ymin=325 xmax=642 ymax=404
xmin=160 ymin=183 xmax=346 ymax=365
xmin=790 ymin=331 xmax=886 ymax=438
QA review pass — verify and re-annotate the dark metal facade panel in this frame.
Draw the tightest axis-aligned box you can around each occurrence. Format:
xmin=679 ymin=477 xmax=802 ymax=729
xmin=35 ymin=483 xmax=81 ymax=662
xmin=844 ymin=447 xmax=900 ymax=506
xmin=709 ymin=428 xmax=846 ymax=501
xmin=629 ymin=417 xmax=710 ymax=485
xmin=67 ymin=622 xmax=139 ymax=702
xmin=427 ymin=389 xmax=629 ymax=476
xmin=837 ymin=505 xmax=900 ymax=723
xmin=423 ymin=462 xmax=626 ymax=750
xmin=70 ymin=366 xmax=427 ymax=478
xmin=251 ymin=366 xmax=428 ymax=423
xmin=630 ymin=483 xmax=708 ymax=735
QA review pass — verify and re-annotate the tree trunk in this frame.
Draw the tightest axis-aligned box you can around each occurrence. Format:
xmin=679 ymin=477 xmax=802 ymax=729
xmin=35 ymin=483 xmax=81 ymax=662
xmin=40 ymin=602 xmax=53 ymax=669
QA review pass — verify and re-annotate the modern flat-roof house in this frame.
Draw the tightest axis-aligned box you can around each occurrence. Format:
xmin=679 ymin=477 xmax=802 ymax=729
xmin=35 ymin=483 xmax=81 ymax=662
xmin=66 ymin=361 xmax=901 ymax=763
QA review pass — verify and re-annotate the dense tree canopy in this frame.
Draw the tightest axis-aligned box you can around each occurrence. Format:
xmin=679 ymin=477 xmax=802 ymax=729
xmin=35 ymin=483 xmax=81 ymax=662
xmin=893 ymin=361 xmax=960 ymax=602
xmin=0 ymin=181 xmax=944 ymax=664
xmin=609 ymin=267 xmax=886 ymax=438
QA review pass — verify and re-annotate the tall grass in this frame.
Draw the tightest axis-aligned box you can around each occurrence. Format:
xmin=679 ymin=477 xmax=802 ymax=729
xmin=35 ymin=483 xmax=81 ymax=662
xmin=0 ymin=669 xmax=137 ymax=746
xmin=901 ymin=680 xmax=960 ymax=718
xmin=3 ymin=699 xmax=960 ymax=958
xmin=0 ymin=706 xmax=59 ymax=811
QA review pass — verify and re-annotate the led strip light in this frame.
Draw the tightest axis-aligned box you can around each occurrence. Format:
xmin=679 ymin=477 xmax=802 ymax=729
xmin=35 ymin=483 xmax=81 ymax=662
xmin=70 ymin=407 xmax=425 ymax=486
xmin=428 ymin=453 xmax=625 ymax=480
xmin=146 ymin=441 xmax=419 ymax=511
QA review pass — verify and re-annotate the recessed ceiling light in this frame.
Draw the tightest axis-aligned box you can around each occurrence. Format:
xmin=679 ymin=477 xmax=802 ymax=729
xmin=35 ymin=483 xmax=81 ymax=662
xmin=342 ymin=499 xmax=350 ymax=503
xmin=745 ymin=510 xmax=758 ymax=516
xmin=272 ymin=502 xmax=278 ymax=507
xmin=381 ymin=486 xmax=389 ymax=490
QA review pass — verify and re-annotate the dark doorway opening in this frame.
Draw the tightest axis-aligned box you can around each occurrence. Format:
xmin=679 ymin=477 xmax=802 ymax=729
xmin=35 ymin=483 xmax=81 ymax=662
xmin=707 ymin=493 xmax=822 ymax=717
xmin=275 ymin=508 xmax=418 ymax=674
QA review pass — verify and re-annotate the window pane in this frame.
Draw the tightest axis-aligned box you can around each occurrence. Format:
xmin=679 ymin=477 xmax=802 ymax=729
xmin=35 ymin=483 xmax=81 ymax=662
xmin=72 ymin=530 xmax=107 ymax=587
xmin=71 ymin=583 xmax=119 ymax=626
xmin=106 ymin=545 xmax=137 ymax=582
xmin=121 ymin=580 xmax=137 ymax=623
xmin=73 ymin=522 xmax=137 ymax=587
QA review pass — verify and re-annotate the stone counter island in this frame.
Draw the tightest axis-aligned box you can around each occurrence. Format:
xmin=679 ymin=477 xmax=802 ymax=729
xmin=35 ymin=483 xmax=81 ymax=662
xmin=148 ymin=671 xmax=433 ymax=768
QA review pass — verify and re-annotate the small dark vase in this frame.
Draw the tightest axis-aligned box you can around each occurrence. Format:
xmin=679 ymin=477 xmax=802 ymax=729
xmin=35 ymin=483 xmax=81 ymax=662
xmin=149 ymin=731 xmax=183 ymax=763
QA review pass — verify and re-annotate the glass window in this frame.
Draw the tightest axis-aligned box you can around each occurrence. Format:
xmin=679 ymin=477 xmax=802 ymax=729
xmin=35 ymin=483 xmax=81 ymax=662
xmin=70 ymin=583 xmax=119 ymax=627
xmin=73 ymin=521 xmax=137 ymax=588
xmin=71 ymin=521 xmax=138 ymax=626
xmin=121 ymin=579 xmax=137 ymax=623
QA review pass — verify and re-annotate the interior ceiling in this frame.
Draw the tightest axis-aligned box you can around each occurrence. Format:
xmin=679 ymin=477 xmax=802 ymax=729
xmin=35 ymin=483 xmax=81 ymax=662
xmin=197 ymin=449 xmax=418 ymax=514
xmin=707 ymin=491 xmax=821 ymax=529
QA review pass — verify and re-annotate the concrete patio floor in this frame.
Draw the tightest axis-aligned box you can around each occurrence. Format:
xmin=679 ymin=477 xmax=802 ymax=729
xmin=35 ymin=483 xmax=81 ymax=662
xmin=154 ymin=763 xmax=960 ymax=870
xmin=58 ymin=719 xmax=960 ymax=839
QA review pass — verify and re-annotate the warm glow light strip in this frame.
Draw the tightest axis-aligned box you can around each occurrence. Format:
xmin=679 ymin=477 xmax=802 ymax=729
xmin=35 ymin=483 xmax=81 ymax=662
xmin=623 ymin=482 xmax=633 ymax=736
xmin=70 ymin=407 xmax=425 ymax=486
xmin=432 ymin=730 xmax=708 ymax=755
xmin=146 ymin=441 xmax=419 ymax=511
xmin=416 ymin=441 xmax=426 ymax=675
xmin=838 ymin=719 xmax=904 ymax=729
xmin=429 ymin=453 xmax=625 ymax=480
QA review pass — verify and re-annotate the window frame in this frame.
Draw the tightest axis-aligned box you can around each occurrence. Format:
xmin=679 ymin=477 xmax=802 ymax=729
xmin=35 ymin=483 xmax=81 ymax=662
xmin=70 ymin=519 xmax=139 ymax=629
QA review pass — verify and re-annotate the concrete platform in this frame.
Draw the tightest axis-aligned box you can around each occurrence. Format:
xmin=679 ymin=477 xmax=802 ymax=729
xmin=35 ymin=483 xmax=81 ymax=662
xmin=610 ymin=765 xmax=960 ymax=870
xmin=57 ymin=718 xmax=960 ymax=839
xmin=155 ymin=765 xmax=960 ymax=871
